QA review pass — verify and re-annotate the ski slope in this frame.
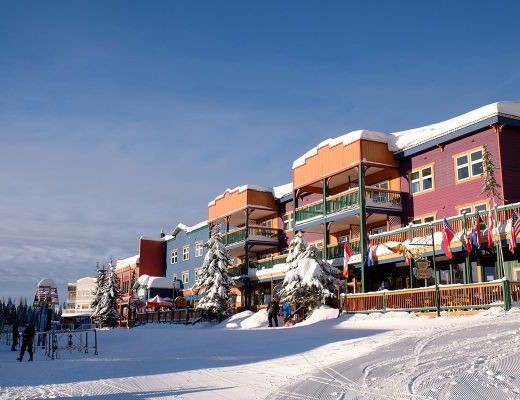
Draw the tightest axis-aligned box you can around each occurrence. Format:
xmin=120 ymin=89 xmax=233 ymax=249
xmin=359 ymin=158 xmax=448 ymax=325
xmin=1 ymin=307 xmax=520 ymax=399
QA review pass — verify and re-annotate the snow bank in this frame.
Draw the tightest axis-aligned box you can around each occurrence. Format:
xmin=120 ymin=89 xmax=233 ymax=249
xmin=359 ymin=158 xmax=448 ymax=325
xmin=346 ymin=311 xmax=417 ymax=322
xmin=240 ymin=309 xmax=271 ymax=329
xmin=222 ymin=310 xmax=254 ymax=328
xmin=297 ymin=305 xmax=339 ymax=326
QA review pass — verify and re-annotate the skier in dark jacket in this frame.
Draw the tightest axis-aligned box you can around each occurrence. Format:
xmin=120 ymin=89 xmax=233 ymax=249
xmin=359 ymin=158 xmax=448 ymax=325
xmin=17 ymin=324 xmax=35 ymax=362
xmin=267 ymin=297 xmax=280 ymax=327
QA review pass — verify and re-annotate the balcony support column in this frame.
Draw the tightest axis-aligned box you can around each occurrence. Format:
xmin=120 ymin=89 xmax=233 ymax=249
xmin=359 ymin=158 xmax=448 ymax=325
xmin=359 ymin=163 xmax=367 ymax=293
xmin=323 ymin=223 xmax=329 ymax=260
xmin=322 ymin=178 xmax=327 ymax=216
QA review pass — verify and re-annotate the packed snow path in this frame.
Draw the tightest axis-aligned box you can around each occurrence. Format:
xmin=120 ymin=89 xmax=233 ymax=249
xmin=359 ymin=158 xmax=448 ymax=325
xmin=269 ymin=314 xmax=520 ymax=400
xmin=1 ymin=308 xmax=520 ymax=399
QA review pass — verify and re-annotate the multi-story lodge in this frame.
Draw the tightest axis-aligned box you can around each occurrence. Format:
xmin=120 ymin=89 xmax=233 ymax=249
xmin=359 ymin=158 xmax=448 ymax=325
xmin=61 ymin=277 xmax=96 ymax=328
xmin=202 ymin=102 xmax=520 ymax=310
xmin=115 ymin=236 xmax=165 ymax=323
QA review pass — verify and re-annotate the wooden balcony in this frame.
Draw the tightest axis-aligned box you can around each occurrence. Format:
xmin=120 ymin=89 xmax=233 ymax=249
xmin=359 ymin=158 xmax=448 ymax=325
xmin=294 ymin=188 xmax=402 ymax=225
xmin=222 ymin=226 xmax=279 ymax=246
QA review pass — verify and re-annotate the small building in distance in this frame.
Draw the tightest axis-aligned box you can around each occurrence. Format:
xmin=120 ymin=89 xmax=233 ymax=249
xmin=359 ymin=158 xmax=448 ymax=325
xmin=61 ymin=277 xmax=96 ymax=329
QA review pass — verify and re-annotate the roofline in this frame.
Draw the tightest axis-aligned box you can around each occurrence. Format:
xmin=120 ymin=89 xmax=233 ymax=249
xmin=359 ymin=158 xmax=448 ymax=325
xmin=394 ymin=115 xmax=520 ymax=159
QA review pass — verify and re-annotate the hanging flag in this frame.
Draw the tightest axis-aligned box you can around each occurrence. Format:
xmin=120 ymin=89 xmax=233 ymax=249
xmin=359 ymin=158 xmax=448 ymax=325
xmin=465 ymin=232 xmax=472 ymax=253
xmin=343 ymin=242 xmax=353 ymax=278
xmin=470 ymin=228 xmax=480 ymax=252
xmin=509 ymin=210 xmax=520 ymax=253
xmin=475 ymin=210 xmax=486 ymax=244
xmin=366 ymin=241 xmax=374 ymax=267
xmin=487 ymin=211 xmax=495 ymax=248
xmin=442 ymin=218 xmax=456 ymax=259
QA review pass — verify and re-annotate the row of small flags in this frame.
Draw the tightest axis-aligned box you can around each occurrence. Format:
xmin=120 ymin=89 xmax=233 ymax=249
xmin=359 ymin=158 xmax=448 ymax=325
xmin=341 ymin=209 xmax=520 ymax=275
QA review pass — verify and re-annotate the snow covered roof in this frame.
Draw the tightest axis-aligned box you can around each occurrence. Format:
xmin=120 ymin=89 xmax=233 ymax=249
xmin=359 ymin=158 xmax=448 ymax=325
xmin=292 ymin=102 xmax=520 ymax=169
xmin=273 ymin=182 xmax=293 ymax=199
xmin=115 ymin=255 xmax=140 ymax=270
xmin=171 ymin=220 xmax=208 ymax=238
xmin=391 ymin=101 xmax=520 ymax=152
xmin=208 ymin=185 xmax=274 ymax=207
xmin=292 ymin=130 xmax=397 ymax=169
xmin=135 ymin=275 xmax=172 ymax=289
xmin=37 ymin=278 xmax=57 ymax=288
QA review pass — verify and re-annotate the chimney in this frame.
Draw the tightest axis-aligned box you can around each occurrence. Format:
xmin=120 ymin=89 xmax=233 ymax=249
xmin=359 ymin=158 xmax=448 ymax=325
xmin=160 ymin=229 xmax=166 ymax=238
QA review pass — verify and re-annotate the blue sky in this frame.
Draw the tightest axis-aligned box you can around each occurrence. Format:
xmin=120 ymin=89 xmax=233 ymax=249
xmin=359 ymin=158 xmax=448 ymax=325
xmin=1 ymin=0 xmax=520 ymax=300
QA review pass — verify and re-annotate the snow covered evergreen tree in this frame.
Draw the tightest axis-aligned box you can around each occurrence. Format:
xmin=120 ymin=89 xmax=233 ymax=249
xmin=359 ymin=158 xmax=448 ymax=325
xmin=91 ymin=261 xmax=121 ymax=328
xmin=481 ymin=144 xmax=501 ymax=202
xmin=192 ymin=225 xmax=233 ymax=321
xmin=285 ymin=231 xmax=307 ymax=267
xmin=280 ymin=234 xmax=339 ymax=310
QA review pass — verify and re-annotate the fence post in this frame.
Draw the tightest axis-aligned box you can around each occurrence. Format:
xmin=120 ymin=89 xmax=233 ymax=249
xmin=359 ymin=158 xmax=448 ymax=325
xmin=503 ymin=279 xmax=512 ymax=311
xmin=382 ymin=291 xmax=387 ymax=313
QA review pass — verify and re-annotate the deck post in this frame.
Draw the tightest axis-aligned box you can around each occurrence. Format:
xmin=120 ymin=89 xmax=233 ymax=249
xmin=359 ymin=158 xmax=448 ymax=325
xmin=430 ymin=224 xmax=441 ymax=317
xmin=503 ymin=279 xmax=512 ymax=311
xmin=358 ymin=164 xmax=367 ymax=293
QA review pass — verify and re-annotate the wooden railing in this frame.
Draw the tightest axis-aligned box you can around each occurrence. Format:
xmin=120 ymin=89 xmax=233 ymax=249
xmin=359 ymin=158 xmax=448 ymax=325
xmin=344 ymin=281 xmax=518 ymax=313
xmin=135 ymin=308 xmax=201 ymax=325
xmin=369 ymin=202 xmax=520 ymax=247
xmin=294 ymin=188 xmax=402 ymax=224
xmin=255 ymin=255 xmax=288 ymax=270
xmin=223 ymin=226 xmax=279 ymax=246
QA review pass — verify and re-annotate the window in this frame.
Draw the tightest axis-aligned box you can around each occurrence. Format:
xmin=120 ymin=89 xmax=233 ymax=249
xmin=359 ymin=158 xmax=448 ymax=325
xmin=194 ymin=268 xmax=203 ymax=282
xmin=371 ymin=180 xmax=389 ymax=189
xmin=456 ymin=149 xmax=483 ymax=182
xmin=409 ymin=165 xmax=434 ymax=195
xmin=282 ymin=212 xmax=293 ymax=231
xmin=338 ymin=235 xmax=349 ymax=244
xmin=195 ymin=242 xmax=203 ymax=257
xmin=171 ymin=249 xmax=178 ymax=264
xmin=182 ymin=245 xmax=190 ymax=261
xmin=371 ymin=226 xmax=387 ymax=235
xmin=181 ymin=271 xmax=189 ymax=284
xmin=412 ymin=215 xmax=436 ymax=224
xmin=260 ymin=220 xmax=272 ymax=228
xmin=459 ymin=203 xmax=487 ymax=215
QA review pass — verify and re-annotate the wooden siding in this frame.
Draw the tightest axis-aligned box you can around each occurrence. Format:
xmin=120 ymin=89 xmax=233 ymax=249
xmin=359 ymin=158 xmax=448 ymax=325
xmin=293 ymin=140 xmax=362 ymax=189
xmin=208 ymin=188 xmax=276 ymax=221
xmin=400 ymin=127 xmax=501 ymax=219
xmin=498 ymin=125 xmax=520 ymax=204
xmin=361 ymin=140 xmax=399 ymax=167
xmin=293 ymin=140 xmax=398 ymax=190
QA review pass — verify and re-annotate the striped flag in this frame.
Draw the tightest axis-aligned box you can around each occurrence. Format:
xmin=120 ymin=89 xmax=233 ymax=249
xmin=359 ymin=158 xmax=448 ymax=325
xmin=509 ymin=210 xmax=520 ymax=253
xmin=442 ymin=218 xmax=456 ymax=259
xmin=343 ymin=242 xmax=353 ymax=278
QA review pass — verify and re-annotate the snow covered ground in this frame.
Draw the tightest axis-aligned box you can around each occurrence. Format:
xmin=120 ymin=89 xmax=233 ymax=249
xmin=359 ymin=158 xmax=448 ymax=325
xmin=1 ymin=307 xmax=520 ymax=399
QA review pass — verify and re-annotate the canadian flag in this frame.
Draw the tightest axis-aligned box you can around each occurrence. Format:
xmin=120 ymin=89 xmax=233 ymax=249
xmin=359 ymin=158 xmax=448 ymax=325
xmin=487 ymin=212 xmax=494 ymax=248
xmin=343 ymin=242 xmax=353 ymax=278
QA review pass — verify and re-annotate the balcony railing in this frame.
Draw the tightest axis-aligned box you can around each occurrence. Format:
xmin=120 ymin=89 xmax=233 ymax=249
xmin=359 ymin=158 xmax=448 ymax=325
xmin=222 ymin=226 xmax=279 ymax=246
xmin=369 ymin=201 xmax=520 ymax=247
xmin=228 ymin=264 xmax=248 ymax=277
xmin=294 ymin=201 xmax=324 ymax=224
xmin=295 ymin=188 xmax=402 ymax=224
xmin=255 ymin=254 xmax=288 ymax=270
xmin=327 ymin=241 xmax=361 ymax=259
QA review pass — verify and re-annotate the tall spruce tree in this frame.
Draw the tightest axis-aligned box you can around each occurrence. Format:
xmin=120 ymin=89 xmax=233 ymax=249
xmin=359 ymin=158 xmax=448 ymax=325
xmin=91 ymin=261 xmax=121 ymax=328
xmin=280 ymin=235 xmax=339 ymax=310
xmin=192 ymin=225 xmax=233 ymax=321
xmin=481 ymin=144 xmax=502 ymax=202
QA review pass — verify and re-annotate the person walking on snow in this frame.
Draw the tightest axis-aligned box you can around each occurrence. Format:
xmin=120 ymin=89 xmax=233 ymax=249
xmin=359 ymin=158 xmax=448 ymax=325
xmin=17 ymin=324 xmax=35 ymax=362
xmin=267 ymin=297 xmax=280 ymax=327
xmin=281 ymin=302 xmax=291 ymax=321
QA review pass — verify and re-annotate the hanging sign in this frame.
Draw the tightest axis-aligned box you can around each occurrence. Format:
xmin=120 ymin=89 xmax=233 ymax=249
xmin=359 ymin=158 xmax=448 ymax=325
xmin=414 ymin=259 xmax=433 ymax=280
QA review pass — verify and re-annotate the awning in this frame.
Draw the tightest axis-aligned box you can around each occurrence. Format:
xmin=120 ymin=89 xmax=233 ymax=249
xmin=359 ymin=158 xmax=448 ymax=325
xmin=147 ymin=294 xmax=174 ymax=308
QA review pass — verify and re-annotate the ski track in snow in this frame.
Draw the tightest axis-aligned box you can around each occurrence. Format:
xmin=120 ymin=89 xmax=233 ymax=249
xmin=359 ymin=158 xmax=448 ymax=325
xmin=2 ymin=310 xmax=520 ymax=399
xmin=268 ymin=318 xmax=520 ymax=400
